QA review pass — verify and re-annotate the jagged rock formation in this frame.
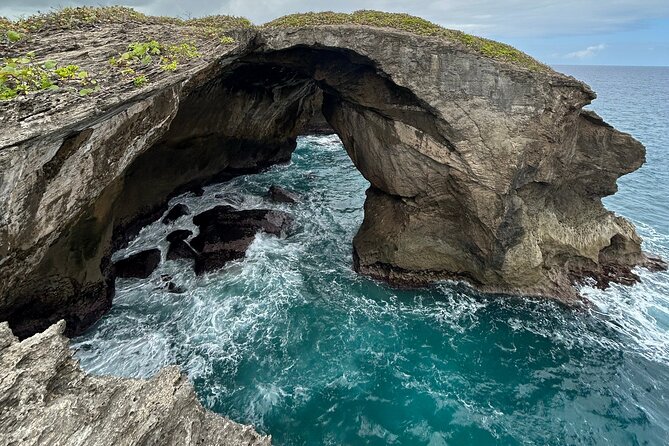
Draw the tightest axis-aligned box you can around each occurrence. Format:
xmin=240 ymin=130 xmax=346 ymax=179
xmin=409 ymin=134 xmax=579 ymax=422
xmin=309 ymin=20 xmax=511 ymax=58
xmin=0 ymin=320 xmax=270 ymax=446
xmin=166 ymin=229 xmax=198 ymax=261
xmin=113 ymin=248 xmax=161 ymax=279
xmin=191 ymin=206 xmax=293 ymax=274
xmin=0 ymin=12 xmax=664 ymax=340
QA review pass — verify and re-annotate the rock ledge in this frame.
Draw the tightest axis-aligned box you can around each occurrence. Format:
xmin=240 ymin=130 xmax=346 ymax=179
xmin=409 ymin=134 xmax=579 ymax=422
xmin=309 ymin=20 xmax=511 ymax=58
xmin=0 ymin=321 xmax=270 ymax=446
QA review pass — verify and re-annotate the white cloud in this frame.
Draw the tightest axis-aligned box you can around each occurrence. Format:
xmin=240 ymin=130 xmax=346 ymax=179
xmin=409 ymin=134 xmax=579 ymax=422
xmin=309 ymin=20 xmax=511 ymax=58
xmin=565 ymin=43 xmax=607 ymax=59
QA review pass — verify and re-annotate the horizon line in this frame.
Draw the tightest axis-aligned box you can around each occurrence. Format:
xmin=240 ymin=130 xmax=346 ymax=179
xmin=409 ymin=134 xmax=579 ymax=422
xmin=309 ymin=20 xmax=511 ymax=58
xmin=551 ymin=63 xmax=668 ymax=68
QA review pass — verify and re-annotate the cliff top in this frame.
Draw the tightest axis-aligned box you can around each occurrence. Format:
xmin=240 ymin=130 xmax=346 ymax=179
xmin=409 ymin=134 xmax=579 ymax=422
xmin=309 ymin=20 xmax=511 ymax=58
xmin=0 ymin=6 xmax=571 ymax=148
xmin=263 ymin=11 xmax=549 ymax=72
xmin=1 ymin=7 xmax=548 ymax=71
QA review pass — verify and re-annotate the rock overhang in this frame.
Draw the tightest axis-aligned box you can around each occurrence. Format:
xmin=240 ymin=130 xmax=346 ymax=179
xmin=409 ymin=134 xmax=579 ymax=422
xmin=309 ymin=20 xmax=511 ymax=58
xmin=0 ymin=8 xmax=665 ymax=340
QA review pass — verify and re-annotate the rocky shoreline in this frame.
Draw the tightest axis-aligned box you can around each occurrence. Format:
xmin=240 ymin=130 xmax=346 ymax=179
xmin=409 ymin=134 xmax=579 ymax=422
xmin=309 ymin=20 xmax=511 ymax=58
xmin=0 ymin=320 xmax=270 ymax=445
xmin=0 ymin=7 xmax=666 ymax=444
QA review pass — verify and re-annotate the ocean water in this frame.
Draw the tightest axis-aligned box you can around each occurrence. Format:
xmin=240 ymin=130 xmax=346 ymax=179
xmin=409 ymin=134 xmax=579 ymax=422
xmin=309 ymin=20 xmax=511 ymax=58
xmin=72 ymin=66 xmax=669 ymax=445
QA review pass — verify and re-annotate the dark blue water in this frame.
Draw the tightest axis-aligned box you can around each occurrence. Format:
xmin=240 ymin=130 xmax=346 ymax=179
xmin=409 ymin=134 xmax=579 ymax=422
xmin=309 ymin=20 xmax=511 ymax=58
xmin=73 ymin=66 xmax=669 ymax=445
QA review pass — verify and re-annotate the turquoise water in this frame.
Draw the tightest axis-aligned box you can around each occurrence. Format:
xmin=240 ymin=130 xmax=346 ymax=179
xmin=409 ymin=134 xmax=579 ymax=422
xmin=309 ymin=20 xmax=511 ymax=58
xmin=73 ymin=66 xmax=669 ymax=445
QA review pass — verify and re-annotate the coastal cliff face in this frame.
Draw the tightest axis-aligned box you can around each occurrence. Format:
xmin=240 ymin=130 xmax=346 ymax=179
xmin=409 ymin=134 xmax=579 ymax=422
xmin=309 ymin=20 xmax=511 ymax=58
xmin=0 ymin=16 xmax=663 ymax=340
xmin=0 ymin=321 xmax=270 ymax=445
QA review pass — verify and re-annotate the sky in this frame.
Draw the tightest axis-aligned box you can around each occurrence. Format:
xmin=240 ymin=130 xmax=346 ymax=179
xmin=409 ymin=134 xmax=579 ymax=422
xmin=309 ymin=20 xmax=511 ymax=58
xmin=1 ymin=1 xmax=668 ymax=66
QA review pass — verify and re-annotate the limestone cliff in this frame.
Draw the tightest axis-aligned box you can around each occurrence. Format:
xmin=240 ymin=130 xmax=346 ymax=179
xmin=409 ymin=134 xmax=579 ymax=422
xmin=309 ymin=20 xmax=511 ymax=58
xmin=0 ymin=321 xmax=270 ymax=445
xmin=0 ymin=10 xmax=664 ymax=341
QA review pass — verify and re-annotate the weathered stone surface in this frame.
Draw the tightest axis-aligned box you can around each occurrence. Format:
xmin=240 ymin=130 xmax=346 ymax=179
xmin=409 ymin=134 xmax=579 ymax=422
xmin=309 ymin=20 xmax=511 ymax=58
xmin=166 ymin=229 xmax=193 ymax=243
xmin=166 ymin=230 xmax=198 ymax=261
xmin=113 ymin=249 xmax=161 ymax=279
xmin=268 ymin=185 xmax=299 ymax=204
xmin=299 ymin=91 xmax=335 ymax=135
xmin=0 ymin=20 xmax=664 ymax=338
xmin=0 ymin=321 xmax=270 ymax=446
xmin=162 ymin=204 xmax=190 ymax=224
xmin=191 ymin=206 xmax=293 ymax=274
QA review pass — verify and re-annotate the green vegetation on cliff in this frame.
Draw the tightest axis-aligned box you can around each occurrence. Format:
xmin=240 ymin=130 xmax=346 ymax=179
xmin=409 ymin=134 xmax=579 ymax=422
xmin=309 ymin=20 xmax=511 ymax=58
xmin=1 ymin=6 xmax=250 ymax=35
xmin=0 ymin=52 xmax=97 ymax=100
xmin=0 ymin=6 xmax=549 ymax=102
xmin=1 ymin=16 xmax=21 ymax=43
xmin=264 ymin=11 xmax=548 ymax=71
xmin=109 ymin=40 xmax=202 ymax=88
xmin=0 ymin=7 xmax=245 ymax=100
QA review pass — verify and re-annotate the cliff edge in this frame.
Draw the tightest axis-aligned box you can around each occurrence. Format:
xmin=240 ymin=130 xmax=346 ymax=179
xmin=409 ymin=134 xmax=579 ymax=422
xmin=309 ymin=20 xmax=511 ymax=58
xmin=0 ymin=321 xmax=270 ymax=446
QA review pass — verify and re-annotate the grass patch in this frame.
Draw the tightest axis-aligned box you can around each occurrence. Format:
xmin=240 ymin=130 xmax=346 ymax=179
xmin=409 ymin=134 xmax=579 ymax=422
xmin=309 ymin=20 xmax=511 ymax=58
xmin=185 ymin=15 xmax=252 ymax=30
xmin=109 ymin=40 xmax=202 ymax=87
xmin=5 ymin=7 xmax=251 ymax=42
xmin=183 ymin=15 xmax=249 ymax=43
xmin=0 ymin=51 xmax=97 ymax=100
xmin=12 ymin=6 xmax=181 ymax=33
xmin=264 ymin=10 xmax=548 ymax=71
xmin=1 ymin=16 xmax=23 ymax=43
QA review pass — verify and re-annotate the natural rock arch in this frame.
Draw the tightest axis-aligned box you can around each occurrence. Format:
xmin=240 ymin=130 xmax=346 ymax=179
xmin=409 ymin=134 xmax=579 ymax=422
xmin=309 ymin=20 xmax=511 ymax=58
xmin=0 ymin=25 xmax=663 ymax=338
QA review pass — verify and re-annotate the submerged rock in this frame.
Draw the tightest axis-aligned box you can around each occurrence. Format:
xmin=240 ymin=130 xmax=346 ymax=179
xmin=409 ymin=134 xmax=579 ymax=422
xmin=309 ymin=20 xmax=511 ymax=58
xmin=268 ymin=185 xmax=299 ymax=204
xmin=167 ymin=241 xmax=199 ymax=262
xmin=162 ymin=204 xmax=190 ymax=224
xmin=0 ymin=321 xmax=270 ymax=446
xmin=166 ymin=282 xmax=187 ymax=294
xmin=191 ymin=206 xmax=292 ymax=274
xmin=113 ymin=249 xmax=161 ymax=279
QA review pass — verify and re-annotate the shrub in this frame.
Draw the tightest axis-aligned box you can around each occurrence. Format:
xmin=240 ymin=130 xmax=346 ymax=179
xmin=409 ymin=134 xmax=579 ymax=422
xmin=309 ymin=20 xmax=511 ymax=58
xmin=185 ymin=15 xmax=252 ymax=30
xmin=2 ymin=7 xmax=250 ymax=47
xmin=6 ymin=30 xmax=22 ymax=42
xmin=110 ymin=40 xmax=202 ymax=87
xmin=133 ymin=75 xmax=148 ymax=87
xmin=184 ymin=15 xmax=250 ymax=42
xmin=0 ymin=51 xmax=97 ymax=101
xmin=6 ymin=7 xmax=252 ymax=38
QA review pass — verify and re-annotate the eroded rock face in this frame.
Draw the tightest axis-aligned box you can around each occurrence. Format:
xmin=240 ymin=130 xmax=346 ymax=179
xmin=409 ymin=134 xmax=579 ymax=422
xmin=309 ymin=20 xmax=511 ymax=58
xmin=191 ymin=206 xmax=293 ymax=274
xmin=113 ymin=248 xmax=161 ymax=279
xmin=0 ymin=321 xmax=270 ymax=446
xmin=0 ymin=22 xmax=664 ymax=338
xmin=257 ymin=28 xmax=664 ymax=301
xmin=166 ymin=229 xmax=198 ymax=262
